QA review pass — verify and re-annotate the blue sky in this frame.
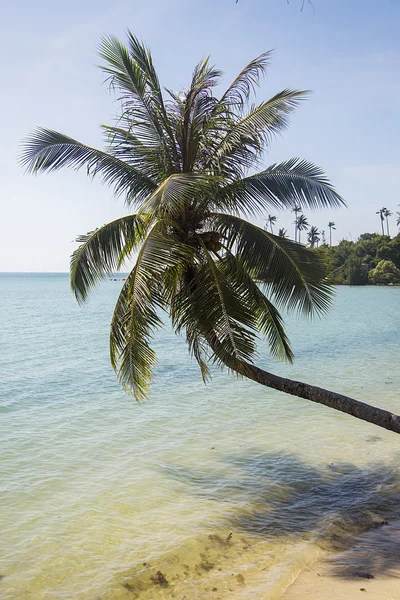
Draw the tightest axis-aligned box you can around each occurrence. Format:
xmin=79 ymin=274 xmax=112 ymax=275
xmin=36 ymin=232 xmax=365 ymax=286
xmin=1 ymin=0 xmax=399 ymax=270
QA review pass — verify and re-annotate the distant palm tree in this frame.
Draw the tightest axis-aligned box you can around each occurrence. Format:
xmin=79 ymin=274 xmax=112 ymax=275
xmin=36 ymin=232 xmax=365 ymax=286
xmin=397 ymin=211 xmax=400 ymax=230
xmin=328 ymin=221 xmax=336 ymax=246
xmin=266 ymin=214 xmax=277 ymax=233
xmin=292 ymin=205 xmax=302 ymax=242
xmin=376 ymin=207 xmax=386 ymax=236
xmin=307 ymin=225 xmax=320 ymax=248
xmin=383 ymin=208 xmax=392 ymax=236
xmin=278 ymin=227 xmax=287 ymax=238
xmin=296 ymin=214 xmax=309 ymax=243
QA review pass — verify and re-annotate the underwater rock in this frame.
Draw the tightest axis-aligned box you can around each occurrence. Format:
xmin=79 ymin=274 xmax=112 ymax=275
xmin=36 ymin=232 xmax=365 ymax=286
xmin=151 ymin=570 xmax=169 ymax=587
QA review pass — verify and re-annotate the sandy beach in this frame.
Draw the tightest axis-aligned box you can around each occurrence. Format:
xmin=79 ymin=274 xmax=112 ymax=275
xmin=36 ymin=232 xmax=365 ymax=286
xmin=282 ymin=564 xmax=399 ymax=600
xmin=282 ymin=521 xmax=400 ymax=600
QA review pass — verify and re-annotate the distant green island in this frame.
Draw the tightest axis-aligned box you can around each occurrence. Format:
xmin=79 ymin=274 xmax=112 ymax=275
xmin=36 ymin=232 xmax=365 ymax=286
xmin=314 ymin=233 xmax=400 ymax=285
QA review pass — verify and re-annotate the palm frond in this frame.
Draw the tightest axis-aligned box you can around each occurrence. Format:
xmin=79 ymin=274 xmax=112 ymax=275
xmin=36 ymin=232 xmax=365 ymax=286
xmin=99 ymin=33 xmax=180 ymax=171
xmin=140 ymin=172 xmax=220 ymax=217
xmin=20 ymin=129 xmax=157 ymax=205
xmin=206 ymin=90 xmax=308 ymax=177
xmin=219 ymin=250 xmax=294 ymax=362
xmin=70 ymin=214 xmax=150 ymax=304
xmin=217 ymin=158 xmax=345 ymax=216
xmin=211 ymin=213 xmax=333 ymax=316
xmin=110 ymin=227 xmax=197 ymax=399
xmin=102 ymin=124 xmax=170 ymax=181
xmin=219 ymin=51 xmax=272 ymax=109
xmin=170 ymin=57 xmax=222 ymax=172
xmin=171 ymin=239 xmax=258 ymax=373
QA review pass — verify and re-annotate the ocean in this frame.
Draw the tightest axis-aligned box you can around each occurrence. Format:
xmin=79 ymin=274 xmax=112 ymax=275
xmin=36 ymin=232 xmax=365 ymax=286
xmin=1 ymin=274 xmax=399 ymax=599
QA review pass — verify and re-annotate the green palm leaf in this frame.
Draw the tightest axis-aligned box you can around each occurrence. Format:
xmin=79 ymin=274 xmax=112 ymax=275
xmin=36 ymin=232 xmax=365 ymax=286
xmin=140 ymin=172 xmax=221 ymax=217
xmin=206 ymin=90 xmax=309 ymax=177
xmin=99 ymin=32 xmax=180 ymax=171
xmin=218 ymin=250 xmax=294 ymax=362
xmin=217 ymin=158 xmax=345 ymax=215
xmin=110 ymin=227 xmax=196 ymax=398
xmin=171 ymin=239 xmax=258 ymax=374
xmin=20 ymin=129 xmax=157 ymax=205
xmin=70 ymin=214 xmax=150 ymax=304
xmin=218 ymin=52 xmax=272 ymax=109
xmin=211 ymin=213 xmax=332 ymax=316
xmin=101 ymin=124 xmax=171 ymax=181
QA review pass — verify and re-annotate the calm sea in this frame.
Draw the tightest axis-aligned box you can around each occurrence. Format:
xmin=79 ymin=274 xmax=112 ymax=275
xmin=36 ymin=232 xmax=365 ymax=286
xmin=1 ymin=274 xmax=399 ymax=599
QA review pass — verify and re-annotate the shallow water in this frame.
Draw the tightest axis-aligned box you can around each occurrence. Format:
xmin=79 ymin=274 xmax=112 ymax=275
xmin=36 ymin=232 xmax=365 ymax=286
xmin=0 ymin=275 xmax=399 ymax=599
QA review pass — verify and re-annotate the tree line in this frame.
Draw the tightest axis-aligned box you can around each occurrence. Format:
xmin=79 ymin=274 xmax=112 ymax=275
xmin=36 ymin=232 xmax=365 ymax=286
xmin=265 ymin=206 xmax=400 ymax=284
xmin=315 ymin=233 xmax=400 ymax=285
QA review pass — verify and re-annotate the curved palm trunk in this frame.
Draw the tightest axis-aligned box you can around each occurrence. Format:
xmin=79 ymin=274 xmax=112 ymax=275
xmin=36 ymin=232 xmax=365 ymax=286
xmin=217 ymin=350 xmax=400 ymax=435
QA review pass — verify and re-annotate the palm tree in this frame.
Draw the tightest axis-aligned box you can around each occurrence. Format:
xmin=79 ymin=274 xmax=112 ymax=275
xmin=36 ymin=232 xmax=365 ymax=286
xmin=296 ymin=214 xmax=309 ymax=243
xmin=307 ymin=225 xmax=320 ymax=248
xmin=278 ymin=228 xmax=287 ymax=238
xmin=328 ymin=221 xmax=336 ymax=246
xmin=20 ymin=32 xmax=400 ymax=434
xmin=292 ymin=205 xmax=302 ymax=242
xmin=397 ymin=211 xmax=400 ymax=230
xmin=266 ymin=214 xmax=277 ymax=233
xmin=383 ymin=208 xmax=392 ymax=237
xmin=376 ymin=208 xmax=386 ymax=236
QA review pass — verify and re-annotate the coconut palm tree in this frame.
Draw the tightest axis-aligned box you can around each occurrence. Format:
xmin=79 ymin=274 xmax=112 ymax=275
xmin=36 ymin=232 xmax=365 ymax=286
xmin=328 ymin=221 xmax=336 ymax=246
xmin=20 ymin=32 xmax=400 ymax=434
xmin=266 ymin=214 xmax=277 ymax=233
xmin=383 ymin=208 xmax=392 ymax=237
xmin=376 ymin=208 xmax=386 ymax=236
xmin=296 ymin=214 xmax=309 ymax=243
xmin=291 ymin=205 xmax=302 ymax=242
xmin=307 ymin=225 xmax=320 ymax=248
xmin=397 ymin=212 xmax=400 ymax=230
xmin=278 ymin=228 xmax=287 ymax=238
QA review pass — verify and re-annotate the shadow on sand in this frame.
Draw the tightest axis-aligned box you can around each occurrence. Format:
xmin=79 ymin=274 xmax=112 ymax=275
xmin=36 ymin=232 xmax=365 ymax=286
xmin=162 ymin=448 xmax=400 ymax=580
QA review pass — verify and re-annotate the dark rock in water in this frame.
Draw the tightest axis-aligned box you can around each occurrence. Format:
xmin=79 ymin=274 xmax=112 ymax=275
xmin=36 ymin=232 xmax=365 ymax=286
xmin=151 ymin=571 xmax=169 ymax=587
xmin=354 ymin=572 xmax=374 ymax=579
xmin=0 ymin=575 xmax=4 ymax=581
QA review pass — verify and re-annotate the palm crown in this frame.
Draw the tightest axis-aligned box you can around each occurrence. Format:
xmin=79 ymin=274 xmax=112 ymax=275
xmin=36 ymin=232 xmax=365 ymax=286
xmin=21 ymin=32 xmax=344 ymax=400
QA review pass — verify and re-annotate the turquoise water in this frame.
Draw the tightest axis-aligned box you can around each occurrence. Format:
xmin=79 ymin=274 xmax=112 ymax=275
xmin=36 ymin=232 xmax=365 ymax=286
xmin=1 ymin=274 xmax=400 ymax=599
